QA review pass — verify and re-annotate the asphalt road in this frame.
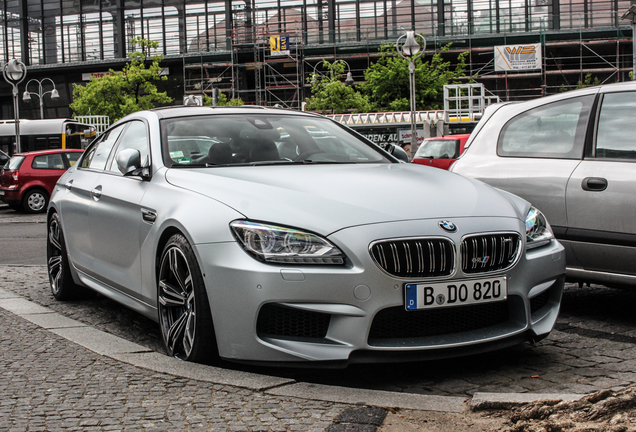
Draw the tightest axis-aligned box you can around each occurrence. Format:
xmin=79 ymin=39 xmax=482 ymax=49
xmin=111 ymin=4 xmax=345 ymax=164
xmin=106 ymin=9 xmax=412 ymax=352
xmin=0 ymin=205 xmax=47 ymax=265
xmin=3 ymin=203 xmax=636 ymax=398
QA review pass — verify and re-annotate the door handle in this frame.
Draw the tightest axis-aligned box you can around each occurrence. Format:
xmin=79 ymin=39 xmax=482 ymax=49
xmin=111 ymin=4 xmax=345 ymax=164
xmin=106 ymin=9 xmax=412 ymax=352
xmin=64 ymin=179 xmax=73 ymax=190
xmin=141 ymin=208 xmax=157 ymax=224
xmin=581 ymin=177 xmax=608 ymax=192
xmin=91 ymin=185 xmax=102 ymax=201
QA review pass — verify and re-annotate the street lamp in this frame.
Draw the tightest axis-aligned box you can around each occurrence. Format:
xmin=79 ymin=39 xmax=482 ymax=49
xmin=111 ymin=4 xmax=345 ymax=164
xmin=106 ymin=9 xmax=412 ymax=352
xmin=311 ymin=59 xmax=355 ymax=86
xmin=2 ymin=59 xmax=27 ymax=154
xmin=23 ymin=78 xmax=60 ymax=119
xmin=621 ymin=4 xmax=636 ymax=80
xmin=396 ymin=31 xmax=426 ymax=160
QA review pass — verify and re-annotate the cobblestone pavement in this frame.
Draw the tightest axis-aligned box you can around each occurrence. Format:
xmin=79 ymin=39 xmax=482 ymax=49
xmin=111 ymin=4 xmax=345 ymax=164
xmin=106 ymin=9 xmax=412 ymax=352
xmin=3 ymin=265 xmax=636 ymax=399
xmin=0 ymin=305 xmax=350 ymax=431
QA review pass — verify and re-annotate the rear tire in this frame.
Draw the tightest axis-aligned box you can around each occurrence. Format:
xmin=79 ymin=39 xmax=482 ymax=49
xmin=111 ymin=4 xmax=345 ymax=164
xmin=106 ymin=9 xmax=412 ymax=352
xmin=23 ymin=189 xmax=48 ymax=214
xmin=158 ymin=234 xmax=218 ymax=364
xmin=47 ymin=212 xmax=82 ymax=300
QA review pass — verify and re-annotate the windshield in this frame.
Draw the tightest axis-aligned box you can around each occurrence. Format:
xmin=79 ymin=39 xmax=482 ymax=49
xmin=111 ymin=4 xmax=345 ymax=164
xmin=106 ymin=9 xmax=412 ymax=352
xmin=414 ymin=139 xmax=460 ymax=159
xmin=161 ymin=114 xmax=391 ymax=167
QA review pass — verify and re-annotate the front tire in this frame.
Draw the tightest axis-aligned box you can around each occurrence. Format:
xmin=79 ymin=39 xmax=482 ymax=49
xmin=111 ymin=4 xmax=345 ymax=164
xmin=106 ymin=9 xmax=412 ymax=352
xmin=47 ymin=212 xmax=82 ymax=300
xmin=158 ymin=234 xmax=218 ymax=363
xmin=23 ymin=189 xmax=48 ymax=213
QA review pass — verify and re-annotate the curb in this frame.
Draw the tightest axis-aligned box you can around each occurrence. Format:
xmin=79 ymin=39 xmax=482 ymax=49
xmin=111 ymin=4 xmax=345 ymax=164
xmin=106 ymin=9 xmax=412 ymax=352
xmin=0 ymin=285 xmax=586 ymax=413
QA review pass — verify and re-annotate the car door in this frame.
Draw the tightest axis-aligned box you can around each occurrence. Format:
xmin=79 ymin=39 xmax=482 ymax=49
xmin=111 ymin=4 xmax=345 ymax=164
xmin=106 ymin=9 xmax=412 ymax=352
xmin=61 ymin=124 xmax=126 ymax=275
xmin=488 ymin=95 xmax=595 ymax=234
xmin=566 ymin=90 xmax=636 ymax=277
xmin=88 ymin=120 xmax=152 ymax=299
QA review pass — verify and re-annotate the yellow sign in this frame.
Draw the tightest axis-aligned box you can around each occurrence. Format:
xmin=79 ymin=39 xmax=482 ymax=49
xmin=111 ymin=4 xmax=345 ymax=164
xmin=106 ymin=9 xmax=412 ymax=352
xmin=270 ymin=35 xmax=290 ymax=55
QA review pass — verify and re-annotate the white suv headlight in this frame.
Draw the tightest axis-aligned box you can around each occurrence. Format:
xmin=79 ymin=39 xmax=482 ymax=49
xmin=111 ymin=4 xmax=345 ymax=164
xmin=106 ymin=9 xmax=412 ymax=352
xmin=525 ymin=207 xmax=554 ymax=250
xmin=230 ymin=220 xmax=345 ymax=264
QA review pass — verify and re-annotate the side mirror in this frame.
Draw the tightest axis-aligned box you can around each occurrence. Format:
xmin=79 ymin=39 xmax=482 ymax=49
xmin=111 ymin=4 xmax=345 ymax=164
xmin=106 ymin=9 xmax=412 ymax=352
xmin=116 ymin=148 xmax=141 ymax=176
xmin=388 ymin=144 xmax=410 ymax=163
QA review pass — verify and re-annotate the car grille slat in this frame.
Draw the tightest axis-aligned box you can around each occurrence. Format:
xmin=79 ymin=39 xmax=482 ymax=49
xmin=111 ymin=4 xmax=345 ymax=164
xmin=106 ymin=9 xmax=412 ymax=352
xmin=461 ymin=233 xmax=520 ymax=274
xmin=370 ymin=238 xmax=454 ymax=278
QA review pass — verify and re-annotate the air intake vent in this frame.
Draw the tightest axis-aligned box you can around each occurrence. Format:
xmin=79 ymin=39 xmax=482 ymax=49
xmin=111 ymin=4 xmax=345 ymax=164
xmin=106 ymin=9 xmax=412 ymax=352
xmin=368 ymin=301 xmax=510 ymax=344
xmin=256 ymin=304 xmax=330 ymax=340
xmin=461 ymin=233 xmax=520 ymax=274
xmin=370 ymin=238 xmax=454 ymax=278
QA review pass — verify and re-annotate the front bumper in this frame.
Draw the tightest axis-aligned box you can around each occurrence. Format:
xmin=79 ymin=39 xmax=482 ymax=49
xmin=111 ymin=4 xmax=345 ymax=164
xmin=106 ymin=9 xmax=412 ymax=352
xmin=194 ymin=216 xmax=565 ymax=364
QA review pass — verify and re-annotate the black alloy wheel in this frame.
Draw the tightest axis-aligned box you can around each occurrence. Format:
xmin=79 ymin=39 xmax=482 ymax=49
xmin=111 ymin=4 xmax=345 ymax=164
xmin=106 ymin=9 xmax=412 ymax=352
xmin=47 ymin=212 xmax=81 ymax=300
xmin=158 ymin=234 xmax=218 ymax=363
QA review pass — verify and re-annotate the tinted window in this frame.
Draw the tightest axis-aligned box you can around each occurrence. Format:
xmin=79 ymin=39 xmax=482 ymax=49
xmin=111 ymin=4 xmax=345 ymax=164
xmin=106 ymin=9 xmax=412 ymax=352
xmin=498 ymin=96 xmax=594 ymax=159
xmin=162 ymin=114 xmax=389 ymax=167
xmin=80 ymin=124 xmax=126 ymax=170
xmin=32 ymin=153 xmax=66 ymax=170
xmin=108 ymin=121 xmax=150 ymax=173
xmin=595 ymin=92 xmax=636 ymax=160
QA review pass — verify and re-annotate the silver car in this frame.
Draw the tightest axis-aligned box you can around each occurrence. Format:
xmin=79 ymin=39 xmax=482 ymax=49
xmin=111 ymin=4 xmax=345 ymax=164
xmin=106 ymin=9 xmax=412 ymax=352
xmin=451 ymin=81 xmax=636 ymax=288
xmin=47 ymin=106 xmax=565 ymax=365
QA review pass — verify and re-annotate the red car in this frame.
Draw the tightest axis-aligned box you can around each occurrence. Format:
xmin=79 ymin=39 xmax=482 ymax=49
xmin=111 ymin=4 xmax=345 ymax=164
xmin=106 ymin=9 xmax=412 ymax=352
xmin=411 ymin=134 xmax=471 ymax=170
xmin=0 ymin=149 xmax=83 ymax=213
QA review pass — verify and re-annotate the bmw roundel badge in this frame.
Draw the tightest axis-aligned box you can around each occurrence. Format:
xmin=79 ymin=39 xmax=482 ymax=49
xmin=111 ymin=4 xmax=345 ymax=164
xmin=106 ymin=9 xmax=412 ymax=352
xmin=439 ymin=220 xmax=457 ymax=232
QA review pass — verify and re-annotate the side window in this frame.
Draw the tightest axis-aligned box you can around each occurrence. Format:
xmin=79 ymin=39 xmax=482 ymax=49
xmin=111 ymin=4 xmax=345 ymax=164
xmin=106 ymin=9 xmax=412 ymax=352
xmin=108 ymin=121 xmax=150 ymax=173
xmin=595 ymin=92 xmax=636 ymax=160
xmin=498 ymin=95 xmax=594 ymax=159
xmin=31 ymin=153 xmax=65 ymax=170
xmin=80 ymin=124 xmax=126 ymax=170
xmin=64 ymin=152 xmax=82 ymax=167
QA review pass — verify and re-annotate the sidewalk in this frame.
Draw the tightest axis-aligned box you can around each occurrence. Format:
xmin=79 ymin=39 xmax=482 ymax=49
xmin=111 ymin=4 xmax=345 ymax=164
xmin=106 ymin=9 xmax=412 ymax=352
xmin=0 ymin=278 xmax=588 ymax=431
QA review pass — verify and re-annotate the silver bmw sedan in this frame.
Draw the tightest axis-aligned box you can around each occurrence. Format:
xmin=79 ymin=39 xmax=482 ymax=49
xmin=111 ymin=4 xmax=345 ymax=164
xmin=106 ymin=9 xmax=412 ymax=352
xmin=47 ymin=106 xmax=565 ymax=366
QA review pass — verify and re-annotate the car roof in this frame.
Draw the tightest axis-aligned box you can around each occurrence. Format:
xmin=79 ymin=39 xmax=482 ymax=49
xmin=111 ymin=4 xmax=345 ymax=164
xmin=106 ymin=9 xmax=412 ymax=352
xmin=13 ymin=149 xmax=84 ymax=157
xmin=148 ymin=105 xmax=322 ymax=120
xmin=424 ymin=134 xmax=471 ymax=141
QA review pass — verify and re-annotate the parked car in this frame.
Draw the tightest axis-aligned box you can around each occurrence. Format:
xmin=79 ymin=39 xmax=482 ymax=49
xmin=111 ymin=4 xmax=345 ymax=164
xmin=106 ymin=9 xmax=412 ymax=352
xmin=0 ymin=149 xmax=83 ymax=213
xmin=451 ymin=81 xmax=636 ymax=288
xmin=412 ymin=134 xmax=471 ymax=170
xmin=47 ymin=106 xmax=565 ymax=366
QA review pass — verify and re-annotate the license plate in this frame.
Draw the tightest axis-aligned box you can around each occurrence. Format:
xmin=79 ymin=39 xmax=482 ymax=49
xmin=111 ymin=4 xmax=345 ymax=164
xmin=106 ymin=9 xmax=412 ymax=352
xmin=0 ymin=191 xmax=4 ymax=195
xmin=405 ymin=276 xmax=507 ymax=310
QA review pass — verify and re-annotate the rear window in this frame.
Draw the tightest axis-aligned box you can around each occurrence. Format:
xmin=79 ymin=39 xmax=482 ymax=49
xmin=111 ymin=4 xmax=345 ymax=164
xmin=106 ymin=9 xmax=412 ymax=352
xmin=7 ymin=156 xmax=25 ymax=171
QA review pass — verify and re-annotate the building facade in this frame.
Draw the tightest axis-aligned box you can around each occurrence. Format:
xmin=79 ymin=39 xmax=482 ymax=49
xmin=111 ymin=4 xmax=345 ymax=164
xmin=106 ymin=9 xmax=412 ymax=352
xmin=1 ymin=0 xmax=634 ymax=119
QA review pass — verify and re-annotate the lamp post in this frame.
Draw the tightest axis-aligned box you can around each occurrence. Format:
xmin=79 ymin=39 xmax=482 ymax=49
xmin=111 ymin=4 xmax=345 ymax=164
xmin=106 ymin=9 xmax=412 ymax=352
xmin=23 ymin=78 xmax=60 ymax=119
xmin=311 ymin=59 xmax=355 ymax=86
xmin=620 ymin=5 xmax=636 ymax=80
xmin=396 ymin=31 xmax=425 ymax=160
xmin=2 ymin=59 xmax=27 ymax=154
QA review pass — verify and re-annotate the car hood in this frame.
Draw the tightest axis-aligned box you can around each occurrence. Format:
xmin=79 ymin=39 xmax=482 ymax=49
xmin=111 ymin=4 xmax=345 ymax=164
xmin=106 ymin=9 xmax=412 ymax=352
xmin=165 ymin=163 xmax=525 ymax=235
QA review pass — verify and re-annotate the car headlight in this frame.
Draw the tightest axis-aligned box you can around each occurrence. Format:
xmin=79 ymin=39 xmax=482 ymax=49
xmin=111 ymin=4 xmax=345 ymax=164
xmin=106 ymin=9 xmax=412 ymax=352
xmin=525 ymin=207 xmax=554 ymax=250
xmin=230 ymin=220 xmax=345 ymax=265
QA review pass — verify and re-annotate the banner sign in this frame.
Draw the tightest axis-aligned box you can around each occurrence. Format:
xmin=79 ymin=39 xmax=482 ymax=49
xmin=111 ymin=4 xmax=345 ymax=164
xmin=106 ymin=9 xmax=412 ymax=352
xmin=270 ymin=35 xmax=290 ymax=56
xmin=82 ymin=67 xmax=169 ymax=81
xmin=399 ymin=129 xmax=426 ymax=146
xmin=494 ymin=43 xmax=542 ymax=71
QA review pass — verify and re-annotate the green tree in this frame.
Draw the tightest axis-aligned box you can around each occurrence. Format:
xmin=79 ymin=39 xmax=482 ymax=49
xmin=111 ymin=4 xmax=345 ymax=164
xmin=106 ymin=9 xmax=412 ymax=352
xmin=305 ymin=60 xmax=372 ymax=114
xmin=576 ymin=73 xmax=601 ymax=89
xmin=360 ymin=42 xmax=468 ymax=111
xmin=202 ymin=92 xmax=244 ymax=106
xmin=70 ymin=37 xmax=172 ymax=122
